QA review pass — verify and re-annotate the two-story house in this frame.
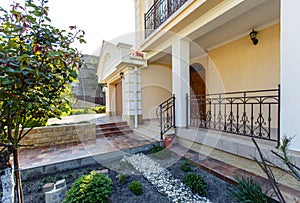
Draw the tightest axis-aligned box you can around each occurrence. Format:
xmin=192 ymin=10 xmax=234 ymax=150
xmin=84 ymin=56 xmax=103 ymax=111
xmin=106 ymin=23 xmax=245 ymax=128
xmin=97 ymin=0 xmax=300 ymax=169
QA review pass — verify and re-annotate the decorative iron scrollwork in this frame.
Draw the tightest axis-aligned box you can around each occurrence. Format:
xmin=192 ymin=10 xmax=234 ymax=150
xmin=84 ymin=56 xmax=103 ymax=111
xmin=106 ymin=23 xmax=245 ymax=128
xmin=187 ymin=87 xmax=280 ymax=143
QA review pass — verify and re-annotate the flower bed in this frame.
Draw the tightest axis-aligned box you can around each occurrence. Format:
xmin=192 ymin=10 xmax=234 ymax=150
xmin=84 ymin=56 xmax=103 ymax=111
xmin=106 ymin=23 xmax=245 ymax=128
xmin=22 ymin=150 xmax=236 ymax=203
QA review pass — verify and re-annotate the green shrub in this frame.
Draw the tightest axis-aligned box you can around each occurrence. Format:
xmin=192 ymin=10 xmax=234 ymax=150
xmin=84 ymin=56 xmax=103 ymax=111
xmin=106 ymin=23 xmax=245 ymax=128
xmin=229 ymin=176 xmax=269 ymax=203
xmin=183 ymin=173 xmax=207 ymax=196
xmin=41 ymin=176 xmax=54 ymax=184
xmin=63 ymin=171 xmax=112 ymax=203
xmin=70 ymin=108 xmax=85 ymax=115
xmin=149 ymin=145 xmax=173 ymax=159
xmin=93 ymin=106 xmax=106 ymax=114
xmin=150 ymin=145 xmax=164 ymax=153
xmin=129 ymin=181 xmax=143 ymax=195
xmin=117 ymin=173 xmax=127 ymax=184
xmin=25 ymin=117 xmax=48 ymax=127
xmin=179 ymin=160 xmax=193 ymax=172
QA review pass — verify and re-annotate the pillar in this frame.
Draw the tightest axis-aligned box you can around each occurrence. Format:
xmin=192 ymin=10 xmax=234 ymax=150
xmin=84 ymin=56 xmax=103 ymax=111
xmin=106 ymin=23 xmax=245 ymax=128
xmin=122 ymin=67 xmax=142 ymax=127
xmin=106 ymin=83 xmax=116 ymax=116
xmin=172 ymin=39 xmax=190 ymax=127
xmin=280 ymin=0 xmax=300 ymax=151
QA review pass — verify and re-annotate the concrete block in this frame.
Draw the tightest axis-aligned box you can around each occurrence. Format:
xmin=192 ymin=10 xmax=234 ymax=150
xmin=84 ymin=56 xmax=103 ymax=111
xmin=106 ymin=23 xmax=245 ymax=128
xmin=54 ymin=179 xmax=66 ymax=190
xmin=45 ymin=186 xmax=67 ymax=203
xmin=42 ymin=183 xmax=54 ymax=193
xmin=96 ymin=169 xmax=109 ymax=175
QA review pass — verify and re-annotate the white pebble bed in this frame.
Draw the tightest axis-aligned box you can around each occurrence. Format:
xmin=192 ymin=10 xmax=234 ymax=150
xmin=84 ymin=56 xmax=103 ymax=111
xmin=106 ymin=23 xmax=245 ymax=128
xmin=123 ymin=153 xmax=211 ymax=203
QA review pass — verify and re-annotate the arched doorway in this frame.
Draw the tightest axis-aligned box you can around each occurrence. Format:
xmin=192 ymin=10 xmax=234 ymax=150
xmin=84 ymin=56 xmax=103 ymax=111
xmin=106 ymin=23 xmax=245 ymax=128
xmin=190 ymin=63 xmax=206 ymax=123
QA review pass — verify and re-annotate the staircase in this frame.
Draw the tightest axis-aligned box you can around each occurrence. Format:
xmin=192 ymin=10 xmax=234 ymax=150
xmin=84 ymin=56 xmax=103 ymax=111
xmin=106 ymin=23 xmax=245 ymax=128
xmin=133 ymin=119 xmax=175 ymax=141
xmin=96 ymin=121 xmax=133 ymax=138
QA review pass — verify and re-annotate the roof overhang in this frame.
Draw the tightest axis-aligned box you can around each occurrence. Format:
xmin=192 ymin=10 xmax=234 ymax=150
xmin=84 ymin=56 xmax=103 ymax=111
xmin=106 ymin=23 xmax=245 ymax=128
xmin=97 ymin=40 xmax=146 ymax=83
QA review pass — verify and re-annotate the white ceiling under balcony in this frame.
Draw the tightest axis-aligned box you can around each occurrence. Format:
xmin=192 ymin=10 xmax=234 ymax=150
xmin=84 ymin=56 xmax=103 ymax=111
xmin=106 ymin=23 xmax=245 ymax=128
xmin=151 ymin=0 xmax=280 ymax=64
xmin=192 ymin=0 xmax=280 ymax=51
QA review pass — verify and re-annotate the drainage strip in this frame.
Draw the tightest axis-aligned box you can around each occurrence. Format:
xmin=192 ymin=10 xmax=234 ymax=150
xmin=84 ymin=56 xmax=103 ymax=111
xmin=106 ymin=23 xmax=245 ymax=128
xmin=124 ymin=153 xmax=211 ymax=203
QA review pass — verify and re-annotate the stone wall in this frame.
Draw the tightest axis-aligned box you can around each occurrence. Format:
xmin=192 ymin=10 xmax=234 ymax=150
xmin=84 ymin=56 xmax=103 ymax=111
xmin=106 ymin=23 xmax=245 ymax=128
xmin=20 ymin=124 xmax=96 ymax=147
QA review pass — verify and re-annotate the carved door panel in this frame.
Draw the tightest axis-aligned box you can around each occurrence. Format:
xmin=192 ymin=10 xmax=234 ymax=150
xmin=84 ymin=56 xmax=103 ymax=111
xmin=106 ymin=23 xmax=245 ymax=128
xmin=190 ymin=65 xmax=206 ymax=123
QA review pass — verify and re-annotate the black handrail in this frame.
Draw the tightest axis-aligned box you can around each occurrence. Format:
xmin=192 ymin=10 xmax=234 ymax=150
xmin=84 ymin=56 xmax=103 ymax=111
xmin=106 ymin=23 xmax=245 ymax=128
xmin=186 ymin=86 xmax=280 ymax=147
xmin=144 ymin=0 xmax=188 ymax=37
xmin=156 ymin=95 xmax=176 ymax=139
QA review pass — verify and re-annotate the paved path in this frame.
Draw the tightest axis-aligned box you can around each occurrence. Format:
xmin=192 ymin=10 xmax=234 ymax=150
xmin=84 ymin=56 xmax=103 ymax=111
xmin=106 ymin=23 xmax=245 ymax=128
xmin=19 ymin=133 xmax=153 ymax=169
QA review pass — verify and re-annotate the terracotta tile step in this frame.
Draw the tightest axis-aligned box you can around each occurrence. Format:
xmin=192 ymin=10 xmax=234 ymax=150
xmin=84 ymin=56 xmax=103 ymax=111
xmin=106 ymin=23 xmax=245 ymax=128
xmin=96 ymin=129 xmax=133 ymax=138
xmin=96 ymin=125 xmax=130 ymax=133
xmin=96 ymin=121 xmax=128 ymax=128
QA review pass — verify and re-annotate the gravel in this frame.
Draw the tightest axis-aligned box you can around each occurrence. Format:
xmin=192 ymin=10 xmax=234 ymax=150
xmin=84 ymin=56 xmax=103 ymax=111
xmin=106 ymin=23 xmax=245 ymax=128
xmin=22 ymin=150 xmax=236 ymax=203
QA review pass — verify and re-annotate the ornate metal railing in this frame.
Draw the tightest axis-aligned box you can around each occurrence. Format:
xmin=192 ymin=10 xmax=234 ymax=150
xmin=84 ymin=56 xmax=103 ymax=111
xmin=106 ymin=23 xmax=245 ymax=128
xmin=156 ymin=95 xmax=176 ymax=139
xmin=186 ymin=86 xmax=280 ymax=146
xmin=145 ymin=0 xmax=188 ymax=37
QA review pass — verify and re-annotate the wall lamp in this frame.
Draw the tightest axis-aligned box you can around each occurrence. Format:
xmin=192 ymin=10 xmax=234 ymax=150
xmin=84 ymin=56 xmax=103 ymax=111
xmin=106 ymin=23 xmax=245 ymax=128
xmin=120 ymin=71 xmax=124 ymax=79
xmin=249 ymin=29 xmax=258 ymax=45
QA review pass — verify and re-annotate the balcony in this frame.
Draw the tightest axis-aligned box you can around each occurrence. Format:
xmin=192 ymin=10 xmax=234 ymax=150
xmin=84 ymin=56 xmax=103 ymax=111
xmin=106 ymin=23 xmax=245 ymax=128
xmin=144 ymin=0 xmax=188 ymax=38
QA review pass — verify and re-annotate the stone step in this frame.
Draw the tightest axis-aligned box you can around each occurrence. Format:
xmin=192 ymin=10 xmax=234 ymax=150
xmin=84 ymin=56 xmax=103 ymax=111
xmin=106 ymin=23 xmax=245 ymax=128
xmin=97 ymin=121 xmax=128 ymax=128
xmin=140 ymin=119 xmax=175 ymax=135
xmin=96 ymin=129 xmax=133 ymax=138
xmin=133 ymin=125 xmax=175 ymax=142
xmin=96 ymin=125 xmax=131 ymax=133
xmin=96 ymin=121 xmax=133 ymax=138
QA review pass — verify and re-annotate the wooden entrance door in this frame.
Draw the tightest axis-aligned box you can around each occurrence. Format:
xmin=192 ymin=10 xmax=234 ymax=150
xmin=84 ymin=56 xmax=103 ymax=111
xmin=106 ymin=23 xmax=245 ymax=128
xmin=190 ymin=64 xmax=206 ymax=119
xmin=115 ymin=80 xmax=122 ymax=116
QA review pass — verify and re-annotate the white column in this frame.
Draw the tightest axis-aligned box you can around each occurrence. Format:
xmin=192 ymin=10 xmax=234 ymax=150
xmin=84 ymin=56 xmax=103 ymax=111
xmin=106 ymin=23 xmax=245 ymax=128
xmin=280 ymin=1 xmax=300 ymax=151
xmin=106 ymin=83 xmax=115 ymax=116
xmin=122 ymin=67 xmax=142 ymax=127
xmin=172 ymin=39 xmax=190 ymax=127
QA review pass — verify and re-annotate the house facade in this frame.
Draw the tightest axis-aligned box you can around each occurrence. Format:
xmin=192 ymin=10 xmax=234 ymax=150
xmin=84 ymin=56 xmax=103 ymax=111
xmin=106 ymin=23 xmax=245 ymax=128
xmin=98 ymin=0 xmax=300 ymax=160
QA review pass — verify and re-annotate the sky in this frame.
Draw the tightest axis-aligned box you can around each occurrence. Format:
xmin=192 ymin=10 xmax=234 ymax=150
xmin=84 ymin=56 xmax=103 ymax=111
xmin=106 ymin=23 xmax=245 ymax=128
xmin=2 ymin=0 xmax=135 ymax=56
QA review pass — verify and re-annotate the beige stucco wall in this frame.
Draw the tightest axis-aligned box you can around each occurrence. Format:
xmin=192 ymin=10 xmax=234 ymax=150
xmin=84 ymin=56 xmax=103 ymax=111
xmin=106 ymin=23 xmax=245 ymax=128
xmin=207 ymin=24 xmax=280 ymax=92
xmin=141 ymin=63 xmax=172 ymax=119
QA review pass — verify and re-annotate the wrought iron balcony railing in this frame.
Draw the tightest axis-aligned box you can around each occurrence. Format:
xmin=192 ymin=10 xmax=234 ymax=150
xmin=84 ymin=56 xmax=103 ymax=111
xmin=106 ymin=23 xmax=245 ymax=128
xmin=186 ymin=86 xmax=280 ymax=146
xmin=145 ymin=0 xmax=188 ymax=38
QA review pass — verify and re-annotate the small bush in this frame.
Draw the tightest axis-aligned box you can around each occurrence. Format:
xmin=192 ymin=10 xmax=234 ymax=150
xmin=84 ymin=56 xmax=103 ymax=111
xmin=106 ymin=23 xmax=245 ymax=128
xmin=41 ymin=176 xmax=54 ymax=184
xmin=183 ymin=173 xmax=207 ymax=196
xmin=179 ymin=160 xmax=193 ymax=172
xmin=150 ymin=145 xmax=164 ymax=153
xmin=69 ymin=108 xmax=95 ymax=115
xmin=93 ymin=106 xmax=106 ymax=113
xmin=117 ymin=173 xmax=127 ymax=184
xmin=229 ymin=176 xmax=269 ymax=203
xmin=149 ymin=145 xmax=172 ymax=159
xmin=70 ymin=108 xmax=85 ymax=115
xmin=63 ymin=171 xmax=112 ymax=203
xmin=129 ymin=181 xmax=143 ymax=195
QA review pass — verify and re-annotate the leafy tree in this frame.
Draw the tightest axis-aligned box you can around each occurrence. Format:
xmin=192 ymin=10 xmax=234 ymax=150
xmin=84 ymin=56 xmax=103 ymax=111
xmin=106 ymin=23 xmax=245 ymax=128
xmin=0 ymin=0 xmax=85 ymax=202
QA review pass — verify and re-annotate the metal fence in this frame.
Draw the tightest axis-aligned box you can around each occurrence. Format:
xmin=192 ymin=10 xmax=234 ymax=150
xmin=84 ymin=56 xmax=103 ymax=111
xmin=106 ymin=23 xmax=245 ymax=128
xmin=186 ymin=86 xmax=280 ymax=146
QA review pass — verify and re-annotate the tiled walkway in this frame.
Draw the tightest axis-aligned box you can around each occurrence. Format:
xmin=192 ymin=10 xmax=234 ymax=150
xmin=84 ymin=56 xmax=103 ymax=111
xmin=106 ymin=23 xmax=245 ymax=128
xmin=19 ymin=133 xmax=153 ymax=169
